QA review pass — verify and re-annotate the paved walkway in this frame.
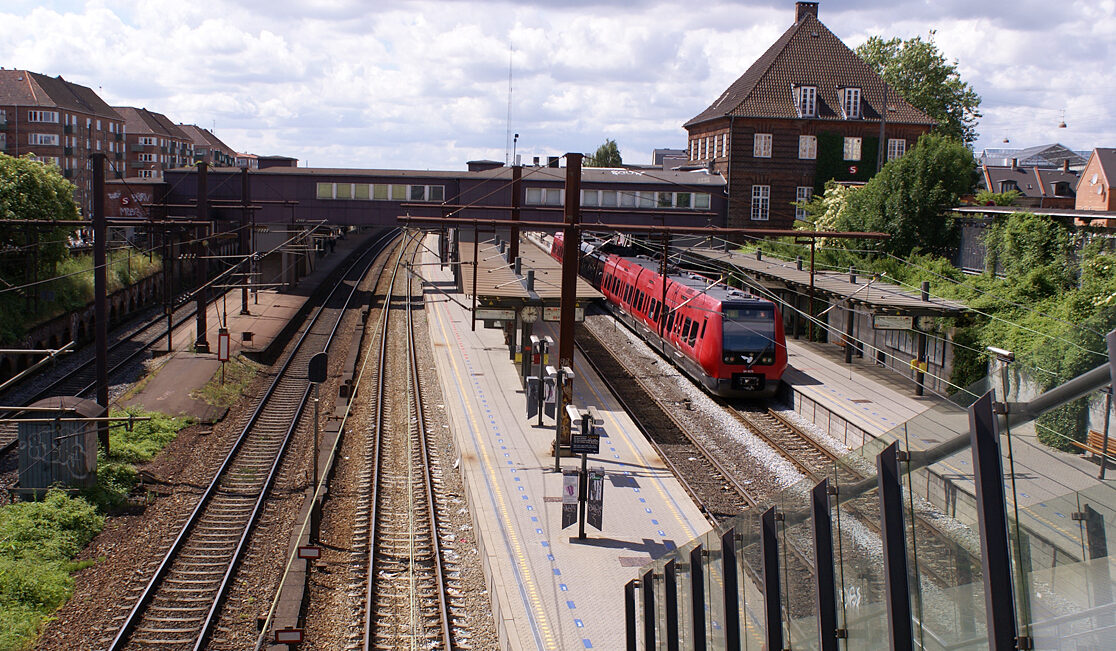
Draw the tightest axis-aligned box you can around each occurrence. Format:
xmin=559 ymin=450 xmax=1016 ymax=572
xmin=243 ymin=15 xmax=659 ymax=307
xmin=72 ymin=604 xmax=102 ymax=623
xmin=422 ymin=235 xmax=710 ymax=650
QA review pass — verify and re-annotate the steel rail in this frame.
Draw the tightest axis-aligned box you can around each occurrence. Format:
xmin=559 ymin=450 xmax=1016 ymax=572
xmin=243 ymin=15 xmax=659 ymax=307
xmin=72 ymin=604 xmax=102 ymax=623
xmin=363 ymin=236 xmax=406 ymax=650
xmin=405 ymin=241 xmax=454 ymax=648
xmin=575 ymin=325 xmax=758 ymax=519
xmin=108 ymin=229 xmax=398 ymax=650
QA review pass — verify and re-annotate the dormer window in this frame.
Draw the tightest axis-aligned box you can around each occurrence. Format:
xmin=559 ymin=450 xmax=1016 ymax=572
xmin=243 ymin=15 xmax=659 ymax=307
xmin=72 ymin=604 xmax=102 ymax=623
xmin=999 ymin=180 xmax=1020 ymax=193
xmin=793 ymin=85 xmax=817 ymax=117
xmin=841 ymin=87 xmax=861 ymax=119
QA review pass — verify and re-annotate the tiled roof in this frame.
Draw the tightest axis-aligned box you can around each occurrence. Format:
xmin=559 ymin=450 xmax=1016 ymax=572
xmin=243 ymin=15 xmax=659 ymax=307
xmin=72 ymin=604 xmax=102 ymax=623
xmin=1093 ymin=148 xmax=1116 ymax=181
xmin=983 ymin=165 xmax=1078 ymax=198
xmin=178 ymin=124 xmax=235 ymax=153
xmin=114 ymin=106 xmax=188 ymax=140
xmin=0 ymin=69 xmax=121 ymax=119
xmin=684 ymin=12 xmax=933 ymax=128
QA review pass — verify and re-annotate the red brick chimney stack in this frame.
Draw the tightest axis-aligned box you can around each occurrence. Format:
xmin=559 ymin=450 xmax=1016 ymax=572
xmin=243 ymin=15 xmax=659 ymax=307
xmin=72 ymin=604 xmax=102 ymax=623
xmin=796 ymin=2 xmax=819 ymax=22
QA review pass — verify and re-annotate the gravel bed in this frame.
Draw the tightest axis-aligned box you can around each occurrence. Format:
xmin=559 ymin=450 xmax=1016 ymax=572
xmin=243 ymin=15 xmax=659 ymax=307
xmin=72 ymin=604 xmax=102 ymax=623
xmin=583 ymin=310 xmax=804 ymax=502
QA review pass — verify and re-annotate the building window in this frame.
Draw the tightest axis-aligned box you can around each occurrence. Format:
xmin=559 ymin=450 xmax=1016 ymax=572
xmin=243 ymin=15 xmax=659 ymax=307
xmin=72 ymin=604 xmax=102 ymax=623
xmin=676 ymin=192 xmax=691 ymax=208
xmin=794 ymin=85 xmax=817 ymax=117
xmin=138 ymin=169 xmax=155 ymax=179
xmin=843 ymin=137 xmax=862 ymax=161
xmin=96 ymin=119 xmax=102 ymax=131
xmin=690 ymin=140 xmax=697 ymax=161
xmin=750 ymin=185 xmax=770 ymax=221
xmin=657 ymin=192 xmax=673 ymax=208
xmin=354 ymin=184 xmax=370 ymax=200
xmin=429 ymin=185 xmax=444 ymax=201
xmin=699 ymin=138 xmax=706 ymax=160
xmin=721 ymin=133 xmax=729 ymax=157
xmin=391 ymin=184 xmax=407 ymax=200
xmin=601 ymin=190 xmax=618 ymax=207
xmin=706 ymin=136 xmax=713 ymax=158
xmin=528 ymin=188 xmax=563 ymax=205
xmin=28 ymin=133 xmax=59 ymax=146
xmin=316 ymin=183 xmax=332 ymax=199
xmin=753 ymin=133 xmax=772 ymax=158
xmin=139 ymin=136 xmax=156 ymax=146
xmin=28 ymin=110 xmax=59 ymax=123
xmin=694 ymin=193 xmax=711 ymax=210
xmin=798 ymin=135 xmax=817 ymax=160
xmin=842 ymin=87 xmax=861 ymax=119
xmin=620 ymin=190 xmax=637 ymax=207
xmin=795 ymin=186 xmax=813 ymax=220
xmin=887 ymin=138 xmax=906 ymax=161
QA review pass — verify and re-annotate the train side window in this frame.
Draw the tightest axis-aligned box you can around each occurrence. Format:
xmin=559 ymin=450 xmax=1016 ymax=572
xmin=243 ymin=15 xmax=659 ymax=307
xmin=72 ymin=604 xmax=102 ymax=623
xmin=689 ymin=321 xmax=699 ymax=346
xmin=700 ymin=319 xmax=707 ymax=338
xmin=666 ymin=311 xmax=675 ymax=332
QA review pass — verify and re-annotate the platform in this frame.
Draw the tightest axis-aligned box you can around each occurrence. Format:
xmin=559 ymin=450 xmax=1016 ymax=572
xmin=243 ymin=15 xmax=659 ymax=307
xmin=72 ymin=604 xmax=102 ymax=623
xmin=423 ymin=234 xmax=710 ymax=650
xmin=123 ymin=229 xmax=381 ymax=421
xmin=784 ymin=334 xmax=1115 ymax=560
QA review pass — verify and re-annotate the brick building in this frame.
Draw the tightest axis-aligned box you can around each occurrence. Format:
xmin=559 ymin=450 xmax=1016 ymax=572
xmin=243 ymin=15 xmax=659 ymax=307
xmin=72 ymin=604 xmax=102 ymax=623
xmin=683 ymin=2 xmax=935 ymax=229
xmin=178 ymin=124 xmax=236 ymax=168
xmin=1076 ymin=149 xmax=1116 ymax=212
xmin=113 ymin=106 xmax=195 ymax=180
xmin=0 ymin=69 xmax=125 ymax=216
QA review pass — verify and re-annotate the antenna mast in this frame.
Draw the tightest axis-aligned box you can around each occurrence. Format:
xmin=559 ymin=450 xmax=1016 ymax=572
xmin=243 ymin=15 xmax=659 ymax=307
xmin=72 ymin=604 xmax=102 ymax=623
xmin=505 ymin=42 xmax=513 ymax=166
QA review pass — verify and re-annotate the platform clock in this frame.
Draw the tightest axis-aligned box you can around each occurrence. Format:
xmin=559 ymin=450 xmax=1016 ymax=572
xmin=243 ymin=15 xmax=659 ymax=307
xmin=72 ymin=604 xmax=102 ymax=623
xmin=520 ymin=305 xmax=540 ymax=323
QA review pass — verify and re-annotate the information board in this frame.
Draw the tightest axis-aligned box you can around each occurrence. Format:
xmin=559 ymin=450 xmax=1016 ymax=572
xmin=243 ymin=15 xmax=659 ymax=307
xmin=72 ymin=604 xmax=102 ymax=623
xmin=561 ymin=470 xmax=579 ymax=529
xmin=587 ymin=469 xmax=604 ymax=531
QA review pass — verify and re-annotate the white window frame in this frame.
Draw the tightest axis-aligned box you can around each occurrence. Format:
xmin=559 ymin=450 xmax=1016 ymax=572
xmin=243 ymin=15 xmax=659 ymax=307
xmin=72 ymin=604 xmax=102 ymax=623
xmin=750 ymin=185 xmax=770 ymax=221
xmin=794 ymin=85 xmax=817 ymax=117
xmin=139 ymin=136 xmax=156 ymax=146
xmin=28 ymin=133 xmax=59 ymax=146
xmin=721 ymin=133 xmax=729 ymax=157
xmin=798 ymin=135 xmax=817 ymax=160
xmin=842 ymin=87 xmax=861 ymax=119
xmin=706 ymin=136 xmax=713 ymax=159
xmin=28 ymin=110 xmax=59 ymax=123
xmin=795 ymin=186 xmax=813 ymax=220
xmin=753 ymin=133 xmax=772 ymax=158
xmin=690 ymin=139 xmax=697 ymax=161
xmin=887 ymin=138 xmax=906 ymax=161
xmin=843 ymin=137 xmax=862 ymax=161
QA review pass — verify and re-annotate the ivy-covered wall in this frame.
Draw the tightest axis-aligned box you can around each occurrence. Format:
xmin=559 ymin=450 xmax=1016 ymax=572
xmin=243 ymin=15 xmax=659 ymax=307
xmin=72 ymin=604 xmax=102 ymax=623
xmin=814 ymin=132 xmax=879 ymax=195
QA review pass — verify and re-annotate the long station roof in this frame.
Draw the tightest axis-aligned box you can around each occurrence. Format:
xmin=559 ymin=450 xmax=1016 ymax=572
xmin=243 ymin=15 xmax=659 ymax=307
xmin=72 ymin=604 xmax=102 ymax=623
xmin=458 ymin=233 xmax=601 ymax=302
xmin=676 ymin=244 xmax=967 ymax=317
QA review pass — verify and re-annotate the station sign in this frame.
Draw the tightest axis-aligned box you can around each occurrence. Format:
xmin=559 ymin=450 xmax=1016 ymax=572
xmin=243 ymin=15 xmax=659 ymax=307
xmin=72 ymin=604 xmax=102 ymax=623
xmin=543 ymin=306 xmax=585 ymax=322
xmin=297 ymin=545 xmax=321 ymax=560
xmin=274 ymin=628 xmax=304 ymax=644
xmin=872 ymin=314 xmax=913 ymax=330
xmin=475 ymin=307 xmax=516 ymax=322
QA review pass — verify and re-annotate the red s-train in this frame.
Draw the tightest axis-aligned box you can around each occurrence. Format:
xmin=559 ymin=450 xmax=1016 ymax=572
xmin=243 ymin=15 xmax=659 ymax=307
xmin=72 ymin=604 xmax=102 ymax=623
xmin=551 ymin=233 xmax=787 ymax=399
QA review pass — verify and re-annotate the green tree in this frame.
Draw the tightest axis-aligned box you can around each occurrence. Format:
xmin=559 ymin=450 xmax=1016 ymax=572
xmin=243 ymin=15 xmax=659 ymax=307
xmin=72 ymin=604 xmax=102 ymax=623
xmin=856 ymin=33 xmax=983 ymax=145
xmin=0 ymin=153 xmax=78 ymax=279
xmin=831 ymin=133 xmax=975 ymax=257
xmin=586 ymin=139 xmax=622 ymax=167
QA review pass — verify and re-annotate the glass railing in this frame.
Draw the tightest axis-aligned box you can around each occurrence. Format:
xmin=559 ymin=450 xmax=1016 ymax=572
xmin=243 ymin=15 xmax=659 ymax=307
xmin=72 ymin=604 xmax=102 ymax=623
xmin=631 ymin=367 xmax=1116 ymax=649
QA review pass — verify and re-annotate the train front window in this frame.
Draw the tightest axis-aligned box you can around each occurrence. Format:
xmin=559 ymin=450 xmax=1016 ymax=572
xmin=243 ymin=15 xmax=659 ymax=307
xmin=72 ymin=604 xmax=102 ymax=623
xmin=722 ymin=306 xmax=777 ymax=365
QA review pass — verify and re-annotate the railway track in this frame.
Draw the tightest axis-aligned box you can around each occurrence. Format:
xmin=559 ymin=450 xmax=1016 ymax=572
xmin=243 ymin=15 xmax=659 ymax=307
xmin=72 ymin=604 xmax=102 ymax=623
xmin=0 ymin=292 xmax=213 ymax=454
xmin=106 ymin=230 xmax=398 ymax=650
xmin=360 ymin=235 xmax=457 ymax=649
xmin=575 ymin=325 xmax=755 ymax=521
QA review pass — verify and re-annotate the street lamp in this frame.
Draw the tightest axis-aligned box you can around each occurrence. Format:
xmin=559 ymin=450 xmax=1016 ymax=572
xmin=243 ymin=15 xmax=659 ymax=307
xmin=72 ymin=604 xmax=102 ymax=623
xmin=513 ymin=133 xmax=520 ymax=167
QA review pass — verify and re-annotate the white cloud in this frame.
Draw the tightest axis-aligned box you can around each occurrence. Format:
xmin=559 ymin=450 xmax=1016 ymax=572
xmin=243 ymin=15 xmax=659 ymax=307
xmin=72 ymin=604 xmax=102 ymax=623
xmin=1 ymin=0 xmax=1113 ymax=169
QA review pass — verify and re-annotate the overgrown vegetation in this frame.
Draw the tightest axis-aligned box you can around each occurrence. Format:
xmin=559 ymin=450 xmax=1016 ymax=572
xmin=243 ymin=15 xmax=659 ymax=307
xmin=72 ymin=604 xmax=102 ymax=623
xmin=190 ymin=354 xmax=260 ymax=408
xmin=0 ymin=408 xmax=190 ymax=648
xmin=0 ymin=491 xmax=104 ymax=651
xmin=0 ymin=153 xmax=162 ymax=344
xmin=765 ymin=204 xmax=1116 ymax=451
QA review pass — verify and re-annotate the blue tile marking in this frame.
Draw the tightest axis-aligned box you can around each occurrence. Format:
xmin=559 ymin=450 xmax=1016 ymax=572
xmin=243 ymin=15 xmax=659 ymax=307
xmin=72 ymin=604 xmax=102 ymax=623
xmin=645 ymin=508 xmax=653 ymax=514
xmin=521 ymin=495 xmax=528 ymax=499
xmin=526 ymin=505 xmax=534 ymax=511
xmin=567 ymin=600 xmax=576 ymax=609
xmin=536 ymin=528 xmax=544 ymax=534
xmin=531 ymin=516 xmax=538 ymax=522
xmin=638 ymin=498 xmax=646 ymax=503
xmin=541 ymin=541 xmax=549 ymax=547
xmin=658 ymin=530 xmax=666 ymax=536
xmin=560 ymin=584 xmax=568 ymax=591
xmin=651 ymin=519 xmax=659 ymax=525
xmin=547 ymin=554 xmax=554 ymax=561
xmin=582 ymin=639 xmax=592 ymax=647
xmin=554 ymin=568 xmax=562 ymax=576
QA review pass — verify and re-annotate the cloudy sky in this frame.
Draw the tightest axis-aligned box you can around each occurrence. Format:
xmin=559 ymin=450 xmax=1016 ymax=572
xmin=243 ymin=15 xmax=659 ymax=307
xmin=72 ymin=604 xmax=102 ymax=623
xmin=2 ymin=0 xmax=1113 ymax=170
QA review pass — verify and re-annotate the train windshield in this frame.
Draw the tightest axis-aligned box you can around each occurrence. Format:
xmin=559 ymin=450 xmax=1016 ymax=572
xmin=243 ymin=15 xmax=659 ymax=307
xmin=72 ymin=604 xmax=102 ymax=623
xmin=722 ymin=306 xmax=776 ymax=364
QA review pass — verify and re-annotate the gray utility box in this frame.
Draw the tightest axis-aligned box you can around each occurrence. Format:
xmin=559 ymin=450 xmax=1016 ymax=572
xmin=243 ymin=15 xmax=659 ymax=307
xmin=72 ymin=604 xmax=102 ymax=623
xmin=18 ymin=397 xmax=101 ymax=495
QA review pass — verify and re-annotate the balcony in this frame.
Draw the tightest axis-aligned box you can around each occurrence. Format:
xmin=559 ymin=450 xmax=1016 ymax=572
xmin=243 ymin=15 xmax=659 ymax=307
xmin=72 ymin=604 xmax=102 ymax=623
xmin=64 ymin=146 xmax=74 ymax=155
xmin=114 ymin=152 xmax=123 ymax=160
xmin=114 ymin=132 xmax=123 ymax=141
xmin=63 ymin=169 xmax=73 ymax=178
xmin=64 ymin=124 xmax=74 ymax=134
xmin=130 ymin=144 xmax=145 ymax=153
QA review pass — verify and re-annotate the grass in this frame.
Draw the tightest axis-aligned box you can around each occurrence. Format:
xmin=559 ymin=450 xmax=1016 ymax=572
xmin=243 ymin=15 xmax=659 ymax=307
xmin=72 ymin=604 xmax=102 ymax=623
xmin=190 ymin=354 xmax=259 ymax=408
xmin=0 ymin=407 xmax=190 ymax=649
xmin=0 ymin=490 xmax=104 ymax=651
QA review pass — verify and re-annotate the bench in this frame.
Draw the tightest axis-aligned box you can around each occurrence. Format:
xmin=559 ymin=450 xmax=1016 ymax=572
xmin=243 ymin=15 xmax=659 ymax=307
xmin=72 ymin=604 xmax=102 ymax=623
xmin=1072 ymin=429 xmax=1116 ymax=459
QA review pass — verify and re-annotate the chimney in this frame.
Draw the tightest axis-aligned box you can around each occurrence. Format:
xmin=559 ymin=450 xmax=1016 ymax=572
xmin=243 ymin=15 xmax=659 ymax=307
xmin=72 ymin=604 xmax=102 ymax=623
xmin=1063 ymin=159 xmax=1070 ymax=173
xmin=795 ymin=2 xmax=819 ymax=21
xmin=1011 ymin=158 xmax=1018 ymax=170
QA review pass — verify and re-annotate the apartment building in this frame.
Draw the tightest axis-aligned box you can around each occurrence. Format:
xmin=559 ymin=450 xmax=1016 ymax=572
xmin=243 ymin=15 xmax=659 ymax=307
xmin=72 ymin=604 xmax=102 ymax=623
xmin=0 ymin=69 xmax=125 ymax=216
xmin=178 ymin=124 xmax=236 ymax=167
xmin=683 ymin=2 xmax=935 ymax=228
xmin=113 ymin=106 xmax=195 ymax=179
